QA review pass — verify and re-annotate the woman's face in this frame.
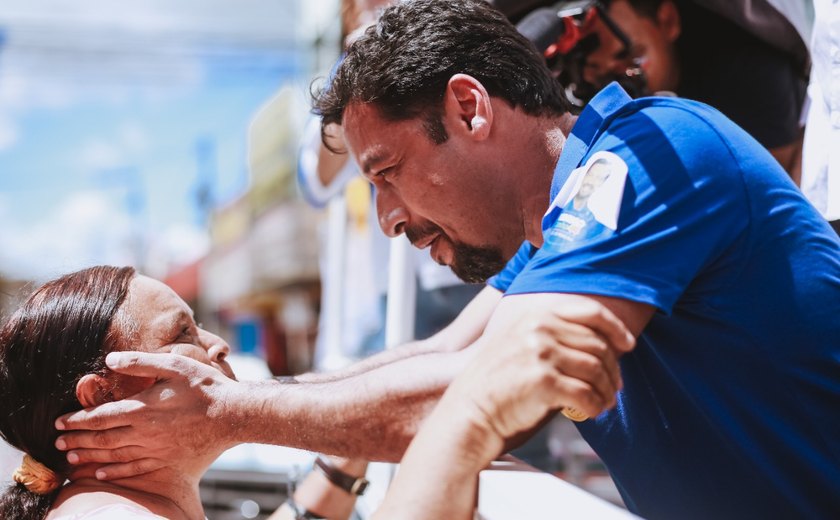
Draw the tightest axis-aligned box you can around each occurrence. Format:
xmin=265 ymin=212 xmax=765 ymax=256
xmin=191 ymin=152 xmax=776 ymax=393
xmin=118 ymin=276 xmax=236 ymax=380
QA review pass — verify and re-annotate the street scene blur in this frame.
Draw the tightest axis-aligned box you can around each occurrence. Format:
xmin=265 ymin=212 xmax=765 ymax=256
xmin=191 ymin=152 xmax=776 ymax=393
xmin=1 ymin=0 xmax=838 ymax=519
xmin=0 ymin=0 xmax=337 ymax=518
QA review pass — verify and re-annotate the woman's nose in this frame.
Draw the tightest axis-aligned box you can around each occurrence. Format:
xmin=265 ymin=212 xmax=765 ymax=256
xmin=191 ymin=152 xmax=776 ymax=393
xmin=202 ymin=331 xmax=230 ymax=363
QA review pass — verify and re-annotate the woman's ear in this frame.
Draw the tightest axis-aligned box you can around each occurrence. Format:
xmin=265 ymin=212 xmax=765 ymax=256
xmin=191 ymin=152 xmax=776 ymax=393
xmin=76 ymin=374 xmax=114 ymax=408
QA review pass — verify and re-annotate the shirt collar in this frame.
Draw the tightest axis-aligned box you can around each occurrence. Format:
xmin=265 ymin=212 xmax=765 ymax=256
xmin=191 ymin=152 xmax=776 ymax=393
xmin=549 ymin=82 xmax=634 ymax=202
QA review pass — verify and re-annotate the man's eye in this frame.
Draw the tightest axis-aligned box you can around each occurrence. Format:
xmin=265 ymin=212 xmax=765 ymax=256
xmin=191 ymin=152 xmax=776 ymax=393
xmin=376 ymin=167 xmax=393 ymax=178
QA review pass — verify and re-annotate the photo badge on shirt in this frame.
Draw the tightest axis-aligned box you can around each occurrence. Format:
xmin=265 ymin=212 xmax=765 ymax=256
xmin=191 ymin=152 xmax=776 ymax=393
xmin=543 ymin=151 xmax=628 ymax=253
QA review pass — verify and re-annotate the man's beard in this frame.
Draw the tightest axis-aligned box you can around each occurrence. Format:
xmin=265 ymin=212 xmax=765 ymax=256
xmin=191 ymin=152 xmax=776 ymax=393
xmin=405 ymin=222 xmax=507 ymax=284
xmin=448 ymin=242 xmax=508 ymax=284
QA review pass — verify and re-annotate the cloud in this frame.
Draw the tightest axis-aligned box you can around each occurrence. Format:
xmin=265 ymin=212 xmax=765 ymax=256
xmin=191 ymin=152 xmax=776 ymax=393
xmin=119 ymin=122 xmax=149 ymax=154
xmin=0 ymin=116 xmax=18 ymax=151
xmin=0 ymin=190 xmax=138 ymax=281
xmin=144 ymin=223 xmax=211 ymax=279
xmin=77 ymin=123 xmax=150 ymax=170
xmin=0 ymin=189 xmax=211 ymax=282
xmin=79 ymin=140 xmax=127 ymax=171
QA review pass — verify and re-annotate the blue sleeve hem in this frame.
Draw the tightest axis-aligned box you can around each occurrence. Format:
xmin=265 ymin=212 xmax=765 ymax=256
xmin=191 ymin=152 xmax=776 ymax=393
xmin=504 ymin=267 xmax=682 ymax=315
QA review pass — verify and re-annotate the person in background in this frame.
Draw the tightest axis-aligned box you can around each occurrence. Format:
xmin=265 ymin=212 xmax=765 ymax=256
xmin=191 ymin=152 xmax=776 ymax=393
xmin=578 ymin=0 xmax=809 ymax=178
xmin=801 ymin=0 xmax=840 ymax=234
xmin=290 ymin=0 xmax=483 ymax=514
xmin=269 ymin=455 xmax=368 ymax=519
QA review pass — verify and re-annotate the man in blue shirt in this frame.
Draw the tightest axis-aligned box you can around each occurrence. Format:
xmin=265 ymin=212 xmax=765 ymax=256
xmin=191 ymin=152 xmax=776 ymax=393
xmin=54 ymin=0 xmax=840 ymax=517
xmin=485 ymin=80 xmax=840 ymax=517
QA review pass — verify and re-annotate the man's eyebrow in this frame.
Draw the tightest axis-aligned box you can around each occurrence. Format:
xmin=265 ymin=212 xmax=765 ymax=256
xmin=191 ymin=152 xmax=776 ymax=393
xmin=359 ymin=151 xmax=388 ymax=175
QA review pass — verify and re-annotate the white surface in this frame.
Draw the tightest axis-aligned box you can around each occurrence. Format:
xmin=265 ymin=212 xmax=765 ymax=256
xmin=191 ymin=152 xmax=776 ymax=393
xmin=477 ymin=457 xmax=638 ymax=520
xmin=354 ymin=461 xmax=394 ymax=518
xmin=384 ymin=234 xmax=417 ymax=348
xmin=802 ymin=0 xmax=840 ymax=220
xmin=210 ymin=444 xmax=314 ymax=473
xmin=0 ymin=441 xmax=23 ymax=488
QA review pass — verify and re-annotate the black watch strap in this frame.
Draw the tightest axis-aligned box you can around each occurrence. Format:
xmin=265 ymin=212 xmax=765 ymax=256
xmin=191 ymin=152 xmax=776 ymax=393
xmin=314 ymin=456 xmax=370 ymax=496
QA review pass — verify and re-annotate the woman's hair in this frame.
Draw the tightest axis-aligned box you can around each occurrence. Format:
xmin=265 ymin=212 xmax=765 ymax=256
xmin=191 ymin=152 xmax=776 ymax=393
xmin=0 ymin=265 xmax=136 ymax=519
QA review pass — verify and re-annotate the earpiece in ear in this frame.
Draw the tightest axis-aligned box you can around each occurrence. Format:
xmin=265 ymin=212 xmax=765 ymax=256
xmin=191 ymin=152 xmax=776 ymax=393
xmin=471 ymin=116 xmax=486 ymax=131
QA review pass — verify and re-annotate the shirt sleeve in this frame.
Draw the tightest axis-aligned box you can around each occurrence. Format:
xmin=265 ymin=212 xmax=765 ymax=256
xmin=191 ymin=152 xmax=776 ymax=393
xmin=296 ymin=116 xmax=359 ymax=208
xmin=487 ymin=241 xmax=536 ymax=293
xmin=506 ymin=102 xmax=752 ymax=314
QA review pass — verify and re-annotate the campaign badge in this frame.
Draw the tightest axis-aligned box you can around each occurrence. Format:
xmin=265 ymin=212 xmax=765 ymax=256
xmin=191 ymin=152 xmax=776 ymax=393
xmin=543 ymin=151 xmax=628 ymax=252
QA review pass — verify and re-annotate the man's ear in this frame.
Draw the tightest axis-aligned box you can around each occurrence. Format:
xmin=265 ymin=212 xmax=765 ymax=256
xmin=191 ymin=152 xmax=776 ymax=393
xmin=443 ymin=74 xmax=493 ymax=140
xmin=76 ymin=374 xmax=114 ymax=408
xmin=656 ymin=1 xmax=681 ymax=42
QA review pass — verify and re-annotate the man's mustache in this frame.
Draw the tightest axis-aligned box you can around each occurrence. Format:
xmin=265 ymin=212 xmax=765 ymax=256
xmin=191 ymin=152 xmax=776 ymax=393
xmin=405 ymin=222 xmax=444 ymax=247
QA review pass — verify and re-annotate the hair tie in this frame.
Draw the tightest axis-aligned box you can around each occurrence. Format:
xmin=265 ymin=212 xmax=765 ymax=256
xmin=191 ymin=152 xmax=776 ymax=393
xmin=12 ymin=454 xmax=62 ymax=495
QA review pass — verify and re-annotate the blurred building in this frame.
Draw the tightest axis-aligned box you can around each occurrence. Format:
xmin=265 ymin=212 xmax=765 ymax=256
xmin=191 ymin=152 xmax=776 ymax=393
xmin=199 ymin=87 xmax=321 ymax=376
xmin=0 ymin=275 xmax=29 ymax=321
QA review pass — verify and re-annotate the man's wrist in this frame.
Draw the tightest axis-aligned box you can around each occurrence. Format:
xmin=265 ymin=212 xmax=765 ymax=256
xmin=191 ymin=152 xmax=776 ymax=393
xmin=221 ymin=379 xmax=286 ymax=445
xmin=428 ymin=393 xmax=505 ymax=473
xmin=314 ymin=456 xmax=369 ymax=495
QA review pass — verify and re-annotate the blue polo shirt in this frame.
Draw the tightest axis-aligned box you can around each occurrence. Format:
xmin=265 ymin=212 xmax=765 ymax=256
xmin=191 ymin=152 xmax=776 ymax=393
xmin=489 ymin=83 xmax=840 ymax=519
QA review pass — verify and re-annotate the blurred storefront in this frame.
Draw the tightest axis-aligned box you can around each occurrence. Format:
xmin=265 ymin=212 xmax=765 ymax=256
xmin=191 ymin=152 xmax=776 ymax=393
xmin=198 ymin=87 xmax=321 ymax=377
xmin=0 ymin=276 xmax=29 ymax=321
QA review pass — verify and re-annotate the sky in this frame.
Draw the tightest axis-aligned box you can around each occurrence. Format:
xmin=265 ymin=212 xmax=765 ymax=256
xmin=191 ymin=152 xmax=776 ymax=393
xmin=0 ymin=0 xmax=323 ymax=282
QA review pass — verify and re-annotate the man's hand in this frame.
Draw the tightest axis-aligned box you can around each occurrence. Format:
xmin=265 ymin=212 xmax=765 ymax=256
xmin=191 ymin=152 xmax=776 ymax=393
xmin=55 ymin=352 xmax=241 ymax=480
xmin=450 ymin=303 xmax=633 ymax=444
xmin=373 ymin=304 xmax=633 ymax=520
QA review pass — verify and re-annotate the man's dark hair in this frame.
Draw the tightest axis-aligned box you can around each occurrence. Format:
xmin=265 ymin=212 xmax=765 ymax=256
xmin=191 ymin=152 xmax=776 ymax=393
xmin=314 ymin=0 xmax=571 ymax=150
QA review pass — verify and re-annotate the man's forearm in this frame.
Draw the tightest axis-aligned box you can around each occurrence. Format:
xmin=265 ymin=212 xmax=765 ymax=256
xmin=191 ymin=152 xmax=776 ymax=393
xmin=293 ymin=286 xmax=500 ymax=384
xmin=372 ymin=391 xmax=502 ymax=520
xmin=232 ymin=346 xmax=474 ymax=461
xmin=293 ymin=337 xmax=443 ymax=384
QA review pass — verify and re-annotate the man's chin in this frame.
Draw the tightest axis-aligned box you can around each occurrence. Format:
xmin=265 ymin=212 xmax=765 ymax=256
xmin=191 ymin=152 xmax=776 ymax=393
xmin=449 ymin=246 xmax=507 ymax=284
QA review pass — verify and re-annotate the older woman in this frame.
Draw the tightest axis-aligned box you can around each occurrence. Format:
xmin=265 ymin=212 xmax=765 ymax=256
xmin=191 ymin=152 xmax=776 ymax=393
xmin=0 ymin=266 xmax=234 ymax=519
xmin=0 ymin=265 xmax=592 ymax=519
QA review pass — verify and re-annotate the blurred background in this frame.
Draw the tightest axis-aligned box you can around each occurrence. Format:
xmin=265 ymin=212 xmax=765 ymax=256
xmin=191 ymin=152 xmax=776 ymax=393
xmin=0 ymin=1 xmax=342 ymax=518
xmin=0 ymin=0 xmax=340 ymax=373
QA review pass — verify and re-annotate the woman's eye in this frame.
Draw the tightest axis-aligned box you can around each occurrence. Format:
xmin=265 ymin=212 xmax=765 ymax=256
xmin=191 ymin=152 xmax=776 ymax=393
xmin=177 ymin=326 xmax=194 ymax=341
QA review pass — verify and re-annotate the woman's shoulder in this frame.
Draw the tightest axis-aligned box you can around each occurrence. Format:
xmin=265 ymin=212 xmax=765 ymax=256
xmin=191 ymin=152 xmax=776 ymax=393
xmin=49 ymin=503 xmax=166 ymax=519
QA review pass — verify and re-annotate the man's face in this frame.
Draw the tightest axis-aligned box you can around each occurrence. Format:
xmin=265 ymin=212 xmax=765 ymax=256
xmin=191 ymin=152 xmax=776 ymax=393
xmin=577 ymin=160 xmax=611 ymax=199
xmin=342 ymin=103 xmax=514 ymax=283
xmin=582 ymin=0 xmax=679 ymax=93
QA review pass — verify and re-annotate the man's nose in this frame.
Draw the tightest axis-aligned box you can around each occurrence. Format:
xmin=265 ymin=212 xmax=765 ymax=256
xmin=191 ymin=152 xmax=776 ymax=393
xmin=376 ymin=190 xmax=408 ymax=237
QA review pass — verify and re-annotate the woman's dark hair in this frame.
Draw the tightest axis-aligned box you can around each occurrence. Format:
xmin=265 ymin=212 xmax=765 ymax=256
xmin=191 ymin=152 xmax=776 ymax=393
xmin=0 ymin=265 xmax=136 ymax=519
xmin=314 ymin=0 xmax=571 ymax=151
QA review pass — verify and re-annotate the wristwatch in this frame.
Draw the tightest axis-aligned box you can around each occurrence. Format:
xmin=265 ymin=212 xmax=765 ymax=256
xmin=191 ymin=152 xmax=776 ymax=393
xmin=314 ymin=456 xmax=370 ymax=496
